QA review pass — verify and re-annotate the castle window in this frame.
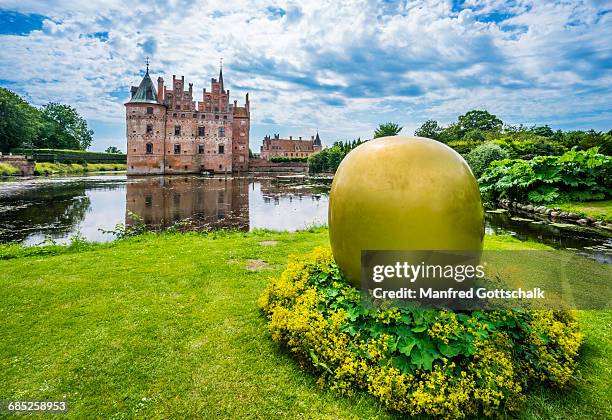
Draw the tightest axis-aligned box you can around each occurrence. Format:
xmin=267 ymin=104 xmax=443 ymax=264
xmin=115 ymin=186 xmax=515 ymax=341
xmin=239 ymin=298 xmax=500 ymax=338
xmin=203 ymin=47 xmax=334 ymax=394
xmin=223 ymin=115 xmax=227 ymax=120
xmin=181 ymin=113 xmax=185 ymax=118
xmin=215 ymin=115 xmax=219 ymax=120
xmin=174 ymin=125 xmax=181 ymax=136
xmin=218 ymin=144 xmax=224 ymax=154
xmin=146 ymin=107 xmax=153 ymax=114
xmin=198 ymin=126 xmax=205 ymax=137
xmin=193 ymin=113 xmax=197 ymax=118
xmin=146 ymin=124 xmax=153 ymax=134
xmin=198 ymin=144 xmax=204 ymax=154
xmin=173 ymin=113 xmax=177 ymax=117
xmin=218 ymin=127 xmax=225 ymax=137
xmin=174 ymin=144 xmax=181 ymax=154
xmin=146 ymin=143 xmax=153 ymax=154
xmin=144 ymin=195 xmax=152 ymax=207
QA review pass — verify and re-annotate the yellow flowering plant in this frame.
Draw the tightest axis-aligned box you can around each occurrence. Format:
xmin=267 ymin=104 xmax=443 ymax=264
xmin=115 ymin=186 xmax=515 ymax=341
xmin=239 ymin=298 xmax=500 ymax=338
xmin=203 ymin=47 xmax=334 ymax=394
xmin=259 ymin=247 xmax=583 ymax=418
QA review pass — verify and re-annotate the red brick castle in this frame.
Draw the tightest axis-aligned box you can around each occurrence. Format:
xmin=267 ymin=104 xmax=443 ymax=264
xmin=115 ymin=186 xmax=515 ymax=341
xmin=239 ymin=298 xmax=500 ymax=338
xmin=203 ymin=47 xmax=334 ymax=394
xmin=125 ymin=61 xmax=250 ymax=174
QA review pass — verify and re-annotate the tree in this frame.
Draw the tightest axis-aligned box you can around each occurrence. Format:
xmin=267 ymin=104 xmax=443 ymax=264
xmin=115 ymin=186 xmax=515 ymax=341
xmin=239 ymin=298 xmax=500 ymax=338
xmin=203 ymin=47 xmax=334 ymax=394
xmin=36 ymin=103 xmax=93 ymax=150
xmin=0 ymin=88 xmax=41 ymax=153
xmin=105 ymin=146 xmax=122 ymax=154
xmin=414 ymin=119 xmax=442 ymax=140
xmin=528 ymin=125 xmax=554 ymax=137
xmin=374 ymin=122 xmax=402 ymax=138
xmin=457 ymin=110 xmax=503 ymax=133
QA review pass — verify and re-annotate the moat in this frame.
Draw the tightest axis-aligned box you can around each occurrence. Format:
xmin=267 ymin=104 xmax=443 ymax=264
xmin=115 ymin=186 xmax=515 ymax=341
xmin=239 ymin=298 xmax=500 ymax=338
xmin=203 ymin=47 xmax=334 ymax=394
xmin=0 ymin=173 xmax=610 ymax=262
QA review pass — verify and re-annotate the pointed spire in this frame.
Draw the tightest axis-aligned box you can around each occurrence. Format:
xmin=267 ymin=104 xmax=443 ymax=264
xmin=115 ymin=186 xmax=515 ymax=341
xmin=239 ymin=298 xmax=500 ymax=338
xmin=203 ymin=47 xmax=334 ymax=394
xmin=219 ymin=57 xmax=224 ymax=91
xmin=314 ymin=130 xmax=322 ymax=146
xmin=128 ymin=59 xmax=159 ymax=104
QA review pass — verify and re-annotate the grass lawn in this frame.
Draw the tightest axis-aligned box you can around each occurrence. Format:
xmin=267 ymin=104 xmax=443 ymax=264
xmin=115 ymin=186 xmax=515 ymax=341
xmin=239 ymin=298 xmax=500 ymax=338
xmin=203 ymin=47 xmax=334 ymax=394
xmin=0 ymin=229 xmax=609 ymax=418
xmin=551 ymin=200 xmax=612 ymax=223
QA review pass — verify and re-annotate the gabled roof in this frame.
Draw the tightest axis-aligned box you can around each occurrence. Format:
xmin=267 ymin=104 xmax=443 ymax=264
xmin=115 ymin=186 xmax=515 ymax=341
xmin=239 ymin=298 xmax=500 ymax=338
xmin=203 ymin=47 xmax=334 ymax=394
xmin=128 ymin=70 xmax=159 ymax=104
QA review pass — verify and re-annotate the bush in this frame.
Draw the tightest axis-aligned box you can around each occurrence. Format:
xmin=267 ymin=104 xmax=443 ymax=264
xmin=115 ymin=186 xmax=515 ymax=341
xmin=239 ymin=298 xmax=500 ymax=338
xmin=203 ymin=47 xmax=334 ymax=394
xmin=446 ymin=140 xmax=479 ymax=155
xmin=493 ymin=136 xmax=566 ymax=159
xmin=465 ymin=143 xmax=508 ymax=177
xmin=10 ymin=148 xmax=126 ymax=164
xmin=260 ymin=248 xmax=582 ymax=419
xmin=479 ymin=147 xmax=611 ymax=204
xmin=270 ymin=156 xmax=308 ymax=163
xmin=0 ymin=162 xmax=20 ymax=176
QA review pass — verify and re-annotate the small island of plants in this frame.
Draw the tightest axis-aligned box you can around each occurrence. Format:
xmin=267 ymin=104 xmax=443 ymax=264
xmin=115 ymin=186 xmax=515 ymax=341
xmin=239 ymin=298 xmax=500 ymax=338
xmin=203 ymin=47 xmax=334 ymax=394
xmin=260 ymin=248 xmax=583 ymax=418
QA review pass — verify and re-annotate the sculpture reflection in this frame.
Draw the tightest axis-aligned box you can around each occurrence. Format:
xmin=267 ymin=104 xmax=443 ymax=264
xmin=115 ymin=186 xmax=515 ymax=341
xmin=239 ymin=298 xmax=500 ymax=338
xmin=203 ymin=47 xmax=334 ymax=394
xmin=126 ymin=176 xmax=249 ymax=231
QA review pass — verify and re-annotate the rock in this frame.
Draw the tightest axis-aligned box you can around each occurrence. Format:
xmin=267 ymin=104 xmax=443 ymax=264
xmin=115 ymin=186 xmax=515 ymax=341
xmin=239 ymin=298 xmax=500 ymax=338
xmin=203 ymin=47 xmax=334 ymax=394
xmin=593 ymin=221 xmax=604 ymax=228
xmin=544 ymin=208 xmax=553 ymax=215
xmin=535 ymin=206 xmax=546 ymax=213
xmin=550 ymin=211 xmax=559 ymax=218
xmin=524 ymin=205 xmax=534 ymax=212
xmin=576 ymin=219 xmax=589 ymax=226
xmin=558 ymin=212 xmax=570 ymax=218
xmin=565 ymin=212 xmax=579 ymax=220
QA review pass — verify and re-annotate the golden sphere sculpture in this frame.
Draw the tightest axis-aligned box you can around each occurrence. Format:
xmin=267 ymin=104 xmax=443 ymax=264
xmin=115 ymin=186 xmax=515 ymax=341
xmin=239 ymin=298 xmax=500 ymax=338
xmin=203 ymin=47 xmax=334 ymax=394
xmin=329 ymin=136 xmax=484 ymax=287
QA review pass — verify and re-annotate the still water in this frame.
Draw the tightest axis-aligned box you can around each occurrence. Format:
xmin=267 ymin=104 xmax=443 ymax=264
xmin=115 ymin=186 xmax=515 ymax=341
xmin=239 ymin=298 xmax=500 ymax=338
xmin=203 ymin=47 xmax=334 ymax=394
xmin=0 ymin=174 xmax=329 ymax=245
xmin=0 ymin=174 xmax=610 ymax=262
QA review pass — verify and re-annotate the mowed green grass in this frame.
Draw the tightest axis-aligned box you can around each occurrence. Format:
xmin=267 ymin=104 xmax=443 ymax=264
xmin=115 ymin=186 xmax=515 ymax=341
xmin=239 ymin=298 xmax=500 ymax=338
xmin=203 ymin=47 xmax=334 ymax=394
xmin=0 ymin=229 xmax=609 ymax=419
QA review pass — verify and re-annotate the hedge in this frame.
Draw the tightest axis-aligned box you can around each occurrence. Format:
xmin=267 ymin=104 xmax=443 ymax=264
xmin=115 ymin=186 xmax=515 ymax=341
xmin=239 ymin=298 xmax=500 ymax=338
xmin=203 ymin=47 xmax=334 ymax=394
xmin=10 ymin=148 xmax=126 ymax=164
xmin=270 ymin=156 xmax=308 ymax=163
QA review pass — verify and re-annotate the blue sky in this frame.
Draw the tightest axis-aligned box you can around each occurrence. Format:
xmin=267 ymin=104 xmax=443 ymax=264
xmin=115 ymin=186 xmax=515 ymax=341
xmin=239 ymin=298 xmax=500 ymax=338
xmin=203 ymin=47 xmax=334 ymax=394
xmin=0 ymin=0 xmax=610 ymax=152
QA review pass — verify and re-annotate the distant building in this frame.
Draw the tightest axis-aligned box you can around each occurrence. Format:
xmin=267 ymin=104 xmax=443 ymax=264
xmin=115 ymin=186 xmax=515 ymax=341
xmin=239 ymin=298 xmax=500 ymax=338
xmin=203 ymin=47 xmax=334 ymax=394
xmin=125 ymin=62 xmax=250 ymax=175
xmin=260 ymin=132 xmax=322 ymax=161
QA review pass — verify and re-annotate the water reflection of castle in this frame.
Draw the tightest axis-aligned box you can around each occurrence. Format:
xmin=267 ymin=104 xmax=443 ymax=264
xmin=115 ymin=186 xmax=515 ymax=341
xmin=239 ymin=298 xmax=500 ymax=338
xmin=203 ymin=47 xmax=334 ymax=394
xmin=126 ymin=176 xmax=249 ymax=231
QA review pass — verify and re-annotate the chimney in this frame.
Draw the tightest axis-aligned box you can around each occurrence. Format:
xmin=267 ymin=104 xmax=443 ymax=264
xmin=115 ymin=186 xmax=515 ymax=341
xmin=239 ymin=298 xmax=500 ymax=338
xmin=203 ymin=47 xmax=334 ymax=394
xmin=234 ymin=100 xmax=237 ymax=107
xmin=299 ymin=136 xmax=302 ymax=140
xmin=188 ymin=82 xmax=193 ymax=96
xmin=157 ymin=77 xmax=164 ymax=102
xmin=289 ymin=136 xmax=293 ymax=140
xmin=311 ymin=135 xmax=314 ymax=140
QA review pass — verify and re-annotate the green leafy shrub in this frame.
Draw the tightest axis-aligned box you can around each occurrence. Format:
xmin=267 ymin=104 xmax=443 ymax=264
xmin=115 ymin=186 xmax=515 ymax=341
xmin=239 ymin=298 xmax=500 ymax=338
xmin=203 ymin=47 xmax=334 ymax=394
xmin=479 ymin=148 xmax=611 ymax=204
xmin=308 ymin=139 xmax=366 ymax=173
xmin=446 ymin=140 xmax=479 ymax=155
xmin=0 ymin=162 xmax=20 ymax=176
xmin=270 ymin=156 xmax=308 ymax=163
xmin=493 ymin=136 xmax=566 ymax=158
xmin=10 ymin=148 xmax=126 ymax=163
xmin=260 ymin=248 xmax=582 ymax=419
xmin=466 ymin=143 xmax=508 ymax=177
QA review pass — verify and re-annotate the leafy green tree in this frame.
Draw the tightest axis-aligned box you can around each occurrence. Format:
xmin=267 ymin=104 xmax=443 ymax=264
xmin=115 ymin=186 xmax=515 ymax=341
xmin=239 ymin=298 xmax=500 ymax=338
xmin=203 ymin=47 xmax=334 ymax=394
xmin=457 ymin=110 xmax=503 ymax=133
xmin=528 ymin=125 xmax=554 ymax=137
xmin=374 ymin=122 xmax=402 ymax=138
xmin=463 ymin=129 xmax=486 ymax=143
xmin=414 ymin=120 xmax=442 ymax=140
xmin=0 ymin=88 xmax=41 ymax=153
xmin=36 ymin=103 xmax=93 ymax=150
xmin=438 ymin=123 xmax=463 ymax=144
xmin=105 ymin=146 xmax=122 ymax=154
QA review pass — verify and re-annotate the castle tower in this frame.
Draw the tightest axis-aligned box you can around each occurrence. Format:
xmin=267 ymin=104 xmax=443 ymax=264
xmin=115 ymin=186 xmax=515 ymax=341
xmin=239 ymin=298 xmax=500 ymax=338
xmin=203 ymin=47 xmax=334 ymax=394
xmin=125 ymin=61 xmax=167 ymax=175
xmin=126 ymin=59 xmax=250 ymax=174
